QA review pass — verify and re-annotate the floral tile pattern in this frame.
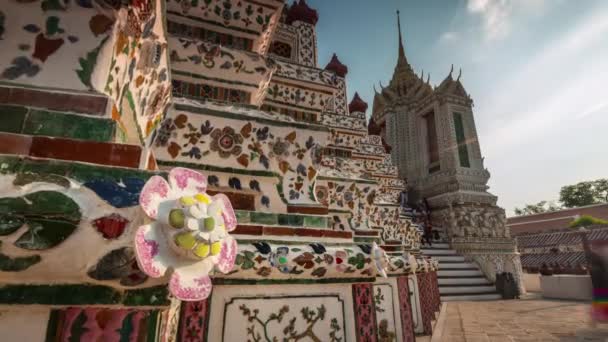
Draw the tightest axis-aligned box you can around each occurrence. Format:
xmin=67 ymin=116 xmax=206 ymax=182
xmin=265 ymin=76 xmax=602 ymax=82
xmin=224 ymin=294 xmax=345 ymax=341
xmin=221 ymin=242 xmax=376 ymax=280
xmin=154 ymin=107 xmax=327 ymax=205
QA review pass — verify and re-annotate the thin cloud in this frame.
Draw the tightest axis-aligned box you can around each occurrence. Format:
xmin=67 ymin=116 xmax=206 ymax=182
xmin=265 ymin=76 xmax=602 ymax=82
xmin=482 ymin=8 xmax=608 ymax=155
xmin=439 ymin=31 xmax=460 ymax=43
xmin=466 ymin=0 xmax=545 ymax=40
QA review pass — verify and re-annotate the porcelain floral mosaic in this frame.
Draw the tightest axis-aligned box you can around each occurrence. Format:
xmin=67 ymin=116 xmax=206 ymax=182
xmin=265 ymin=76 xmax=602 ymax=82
xmin=135 ymin=167 xmax=238 ymax=301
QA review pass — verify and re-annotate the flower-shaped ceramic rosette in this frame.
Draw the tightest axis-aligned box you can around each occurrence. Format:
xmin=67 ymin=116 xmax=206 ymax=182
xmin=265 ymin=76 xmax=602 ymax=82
xmin=134 ymin=168 xmax=238 ymax=301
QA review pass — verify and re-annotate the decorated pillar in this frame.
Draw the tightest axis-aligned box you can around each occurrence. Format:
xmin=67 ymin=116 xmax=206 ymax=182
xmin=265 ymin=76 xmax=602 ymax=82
xmin=352 ymin=283 xmax=377 ymax=342
xmin=397 ymin=276 xmax=416 ymax=342
xmin=416 ymin=272 xmax=434 ymax=335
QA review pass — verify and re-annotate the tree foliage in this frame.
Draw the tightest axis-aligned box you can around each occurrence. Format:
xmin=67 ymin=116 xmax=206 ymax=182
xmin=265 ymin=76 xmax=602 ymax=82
xmin=513 ymin=178 xmax=608 ymax=215
xmin=569 ymin=215 xmax=608 ymax=228
xmin=559 ymin=179 xmax=608 ymax=208
xmin=514 ymin=201 xmax=561 ymax=216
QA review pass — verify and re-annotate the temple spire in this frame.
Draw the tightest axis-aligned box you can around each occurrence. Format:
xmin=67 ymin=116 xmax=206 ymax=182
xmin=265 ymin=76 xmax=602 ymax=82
xmin=390 ymin=9 xmax=413 ymax=85
xmin=396 ymin=10 xmax=407 ymax=65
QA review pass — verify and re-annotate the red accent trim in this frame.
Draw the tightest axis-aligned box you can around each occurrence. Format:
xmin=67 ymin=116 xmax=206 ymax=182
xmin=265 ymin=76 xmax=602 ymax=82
xmin=349 ymin=92 xmax=368 ymax=114
xmin=287 ymin=205 xmax=328 ymax=215
xmin=397 ymin=276 xmax=416 ymax=342
xmin=178 ymin=299 xmax=210 ymax=342
xmin=285 ymin=0 xmax=319 ymax=25
xmin=324 ymin=54 xmax=348 ymax=77
xmin=352 ymin=283 xmax=378 ymax=342
xmin=0 ymin=133 xmax=141 ymax=168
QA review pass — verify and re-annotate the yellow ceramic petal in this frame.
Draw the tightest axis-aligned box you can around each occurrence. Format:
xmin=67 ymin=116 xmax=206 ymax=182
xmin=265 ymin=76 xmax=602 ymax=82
xmin=169 ymin=209 xmax=185 ymax=229
xmin=195 ymin=193 xmax=211 ymax=204
xmin=193 ymin=243 xmax=210 ymax=258
xmin=211 ymin=241 xmax=222 ymax=256
xmin=179 ymin=196 xmax=196 ymax=206
xmin=174 ymin=232 xmax=196 ymax=250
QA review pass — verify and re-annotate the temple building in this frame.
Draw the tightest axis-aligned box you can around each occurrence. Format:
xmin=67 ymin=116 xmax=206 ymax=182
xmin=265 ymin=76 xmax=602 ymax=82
xmin=0 ymin=1 xmax=441 ymax=341
xmin=371 ymin=12 xmax=524 ymax=300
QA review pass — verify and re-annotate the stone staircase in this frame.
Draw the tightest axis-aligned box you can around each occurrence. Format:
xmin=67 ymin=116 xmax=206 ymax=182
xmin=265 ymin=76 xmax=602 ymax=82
xmin=421 ymin=243 xmax=501 ymax=301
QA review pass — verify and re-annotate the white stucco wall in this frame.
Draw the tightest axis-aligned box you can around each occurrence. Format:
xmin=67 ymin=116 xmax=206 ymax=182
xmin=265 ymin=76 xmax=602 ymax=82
xmin=0 ymin=307 xmax=50 ymax=341
xmin=540 ymin=275 xmax=592 ymax=300
xmin=523 ymin=272 xmax=541 ymax=293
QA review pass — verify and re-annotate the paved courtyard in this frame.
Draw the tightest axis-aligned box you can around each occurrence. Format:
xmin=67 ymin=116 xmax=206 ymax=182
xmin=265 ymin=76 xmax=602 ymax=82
xmin=435 ymin=298 xmax=608 ymax=342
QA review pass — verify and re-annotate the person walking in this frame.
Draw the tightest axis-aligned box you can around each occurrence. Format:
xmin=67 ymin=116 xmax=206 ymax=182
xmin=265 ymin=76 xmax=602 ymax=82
xmin=422 ymin=219 xmax=433 ymax=246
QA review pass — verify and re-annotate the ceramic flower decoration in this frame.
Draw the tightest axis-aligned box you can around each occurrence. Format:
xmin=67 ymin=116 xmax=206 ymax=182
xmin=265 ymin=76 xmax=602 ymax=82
xmin=134 ymin=168 xmax=238 ymax=301
xmin=372 ymin=242 xmax=389 ymax=278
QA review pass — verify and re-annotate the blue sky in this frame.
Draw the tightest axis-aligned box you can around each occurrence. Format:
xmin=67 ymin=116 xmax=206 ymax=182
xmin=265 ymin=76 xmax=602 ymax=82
xmin=307 ymin=0 xmax=608 ymax=215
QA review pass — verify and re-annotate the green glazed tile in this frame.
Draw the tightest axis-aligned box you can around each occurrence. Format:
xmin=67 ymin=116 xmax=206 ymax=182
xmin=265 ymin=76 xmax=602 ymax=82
xmin=123 ymin=286 xmax=170 ymax=306
xmin=287 ymin=214 xmax=305 ymax=227
xmin=0 ymin=284 xmax=122 ymax=305
xmin=250 ymin=212 xmax=278 ymax=225
xmin=0 ymin=155 xmax=21 ymax=174
xmin=0 ymin=284 xmax=170 ymax=306
xmin=277 ymin=214 xmax=290 ymax=226
xmin=0 ymin=252 xmax=41 ymax=271
xmin=23 ymin=110 xmax=115 ymax=142
xmin=304 ymin=215 xmax=328 ymax=229
xmin=235 ymin=210 xmax=251 ymax=224
xmin=0 ymin=104 xmax=28 ymax=133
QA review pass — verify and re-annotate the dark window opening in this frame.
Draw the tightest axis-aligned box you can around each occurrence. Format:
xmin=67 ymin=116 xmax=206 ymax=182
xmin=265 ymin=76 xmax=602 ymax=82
xmin=453 ymin=112 xmax=471 ymax=168
xmin=424 ymin=111 xmax=440 ymax=173
xmin=167 ymin=20 xmax=254 ymax=51
xmin=172 ymin=79 xmax=251 ymax=105
xmin=261 ymin=104 xmax=318 ymax=123
xmin=269 ymin=41 xmax=293 ymax=59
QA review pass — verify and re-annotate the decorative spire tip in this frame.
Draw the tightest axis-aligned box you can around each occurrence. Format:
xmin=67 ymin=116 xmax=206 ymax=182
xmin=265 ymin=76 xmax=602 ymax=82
xmin=396 ymin=9 xmax=406 ymax=61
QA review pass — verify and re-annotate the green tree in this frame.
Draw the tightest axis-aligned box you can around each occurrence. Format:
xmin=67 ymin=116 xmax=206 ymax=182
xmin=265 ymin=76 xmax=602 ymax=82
xmin=559 ymin=179 xmax=608 ymax=208
xmin=514 ymin=201 xmax=561 ymax=216
xmin=569 ymin=215 xmax=608 ymax=228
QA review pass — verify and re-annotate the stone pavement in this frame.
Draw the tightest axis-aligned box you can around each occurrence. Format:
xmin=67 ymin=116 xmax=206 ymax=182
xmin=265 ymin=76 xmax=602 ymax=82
xmin=436 ymin=298 xmax=608 ymax=342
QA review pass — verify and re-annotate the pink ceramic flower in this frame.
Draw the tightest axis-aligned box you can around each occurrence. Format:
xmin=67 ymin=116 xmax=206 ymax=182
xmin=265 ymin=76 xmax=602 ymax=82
xmin=135 ymin=168 xmax=238 ymax=301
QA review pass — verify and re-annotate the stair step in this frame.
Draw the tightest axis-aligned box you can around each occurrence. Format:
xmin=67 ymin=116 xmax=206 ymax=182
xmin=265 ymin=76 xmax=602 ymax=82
xmin=439 ymin=277 xmax=492 ymax=285
xmin=439 ymin=283 xmax=496 ymax=288
xmin=441 ymin=293 xmax=502 ymax=301
xmin=436 ymin=262 xmax=477 ymax=269
xmin=436 ymin=259 xmax=468 ymax=264
xmin=420 ymin=246 xmax=450 ymax=251
xmin=440 ymin=285 xmax=497 ymax=295
xmin=421 ymin=249 xmax=457 ymax=255
xmin=426 ymin=243 xmax=450 ymax=249
xmin=438 ymin=269 xmax=483 ymax=277
xmin=439 ymin=267 xmax=478 ymax=271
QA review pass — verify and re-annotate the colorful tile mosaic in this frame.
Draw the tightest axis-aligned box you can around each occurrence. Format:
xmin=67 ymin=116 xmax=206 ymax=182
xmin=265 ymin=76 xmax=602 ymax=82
xmin=352 ymin=283 xmax=377 ymax=342
xmin=397 ymin=276 xmax=416 ymax=342
xmin=178 ymin=298 xmax=210 ymax=342
xmin=46 ymin=307 xmax=159 ymax=341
